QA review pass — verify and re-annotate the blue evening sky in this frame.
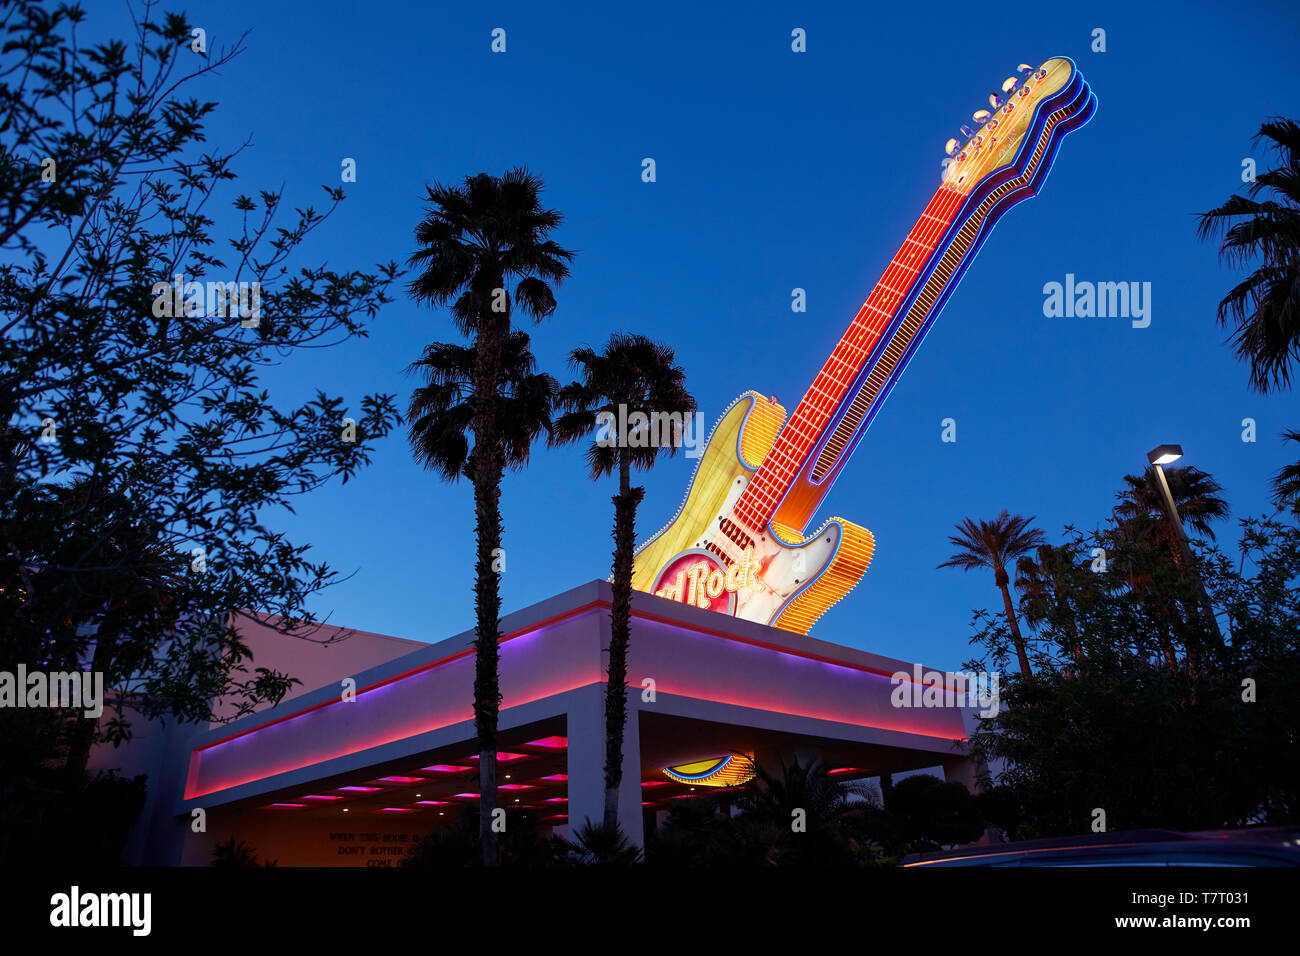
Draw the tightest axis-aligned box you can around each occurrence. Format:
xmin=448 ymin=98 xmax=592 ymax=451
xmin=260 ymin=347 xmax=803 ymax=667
xmin=92 ymin=0 xmax=1299 ymax=668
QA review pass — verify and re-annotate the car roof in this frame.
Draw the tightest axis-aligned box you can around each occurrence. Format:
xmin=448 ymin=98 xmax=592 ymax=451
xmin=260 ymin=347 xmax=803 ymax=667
xmin=903 ymin=826 xmax=1300 ymax=866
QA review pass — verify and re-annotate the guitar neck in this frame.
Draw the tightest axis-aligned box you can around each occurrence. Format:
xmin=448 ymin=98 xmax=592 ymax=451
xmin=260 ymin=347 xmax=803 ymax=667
xmin=732 ymin=183 xmax=968 ymax=534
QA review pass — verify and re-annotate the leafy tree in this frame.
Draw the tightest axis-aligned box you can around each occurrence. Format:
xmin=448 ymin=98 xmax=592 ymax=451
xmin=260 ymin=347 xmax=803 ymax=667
xmin=964 ymin=512 xmax=1300 ymax=836
xmin=549 ymin=333 xmax=695 ymax=830
xmin=407 ymin=167 xmax=573 ymax=865
xmin=0 ymin=0 xmax=399 ymax=795
xmin=938 ymin=511 xmax=1045 ymax=675
xmin=1016 ymin=543 xmax=1091 ymax=674
xmin=884 ymin=773 xmax=986 ymax=849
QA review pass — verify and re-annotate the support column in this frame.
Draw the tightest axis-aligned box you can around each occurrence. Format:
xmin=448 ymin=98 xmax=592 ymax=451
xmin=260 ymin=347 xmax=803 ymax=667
xmin=566 ymin=684 xmax=644 ymax=849
xmin=945 ymin=706 xmax=994 ymax=794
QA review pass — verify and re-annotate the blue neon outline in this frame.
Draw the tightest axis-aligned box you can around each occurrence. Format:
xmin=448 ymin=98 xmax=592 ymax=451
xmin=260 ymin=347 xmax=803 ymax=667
xmin=664 ymin=754 xmax=733 ymax=781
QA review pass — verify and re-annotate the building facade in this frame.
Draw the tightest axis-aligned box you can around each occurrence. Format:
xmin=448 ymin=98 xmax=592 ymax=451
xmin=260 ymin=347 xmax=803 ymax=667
xmin=99 ymin=580 xmax=985 ymax=865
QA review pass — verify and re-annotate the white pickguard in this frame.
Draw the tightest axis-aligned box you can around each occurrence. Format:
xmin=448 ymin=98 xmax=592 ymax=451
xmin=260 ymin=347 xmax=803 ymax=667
xmin=691 ymin=473 xmax=842 ymax=625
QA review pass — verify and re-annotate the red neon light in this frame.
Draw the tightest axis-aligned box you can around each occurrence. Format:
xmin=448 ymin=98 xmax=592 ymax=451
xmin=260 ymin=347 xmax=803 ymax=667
xmin=499 ymin=784 xmax=536 ymax=791
xmin=186 ymin=601 xmax=964 ymax=801
xmin=301 ymin=794 xmax=344 ymax=801
xmin=539 ymin=774 xmax=568 ymax=782
xmin=414 ymin=800 xmax=450 ymax=806
xmin=337 ymin=785 xmax=382 ymax=793
xmin=523 ymin=736 xmax=568 ymax=750
xmin=422 ymin=764 xmax=473 ymax=773
xmin=464 ymin=752 xmax=530 ymax=763
xmin=543 ymin=797 xmax=567 ymax=803
xmin=452 ymin=792 xmax=479 ymax=799
xmin=378 ymin=807 xmax=416 ymax=813
xmin=190 ymin=600 xmax=606 ymax=756
xmin=264 ymin=803 xmax=306 ymax=809
xmin=377 ymin=775 xmax=426 ymax=784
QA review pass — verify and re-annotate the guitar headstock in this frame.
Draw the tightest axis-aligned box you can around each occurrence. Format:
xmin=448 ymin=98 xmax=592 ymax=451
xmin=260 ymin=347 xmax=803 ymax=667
xmin=940 ymin=57 xmax=1082 ymax=194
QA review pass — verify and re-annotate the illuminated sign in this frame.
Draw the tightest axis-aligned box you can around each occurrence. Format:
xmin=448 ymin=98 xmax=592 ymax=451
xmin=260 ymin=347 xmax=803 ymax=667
xmin=630 ymin=57 xmax=1096 ymax=635
xmin=662 ymin=754 xmax=757 ymax=788
xmin=650 ymin=546 xmax=763 ymax=614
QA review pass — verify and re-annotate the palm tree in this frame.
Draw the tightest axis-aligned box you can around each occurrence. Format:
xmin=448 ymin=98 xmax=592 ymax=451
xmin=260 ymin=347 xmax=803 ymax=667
xmin=938 ymin=511 xmax=1045 ymax=675
xmin=407 ymin=332 xmax=559 ymax=475
xmin=1197 ymin=117 xmax=1300 ymax=393
xmin=406 ymin=332 xmax=555 ymax=866
xmin=1015 ymin=543 xmax=1086 ymax=674
xmin=407 ymin=332 xmax=557 ymax=482
xmin=408 ymin=169 xmax=573 ymax=866
xmin=1115 ymin=466 xmax=1229 ymax=547
xmin=549 ymin=333 xmax=695 ymax=830
xmin=731 ymin=758 xmax=863 ymax=866
xmin=1272 ymin=429 xmax=1300 ymax=513
xmin=1114 ymin=465 xmax=1228 ymax=667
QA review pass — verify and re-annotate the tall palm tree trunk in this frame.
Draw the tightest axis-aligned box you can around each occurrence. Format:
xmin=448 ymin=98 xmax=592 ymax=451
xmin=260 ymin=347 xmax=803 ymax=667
xmin=1163 ymin=522 xmax=1223 ymax=652
xmin=604 ymin=454 xmax=643 ymax=828
xmin=996 ymin=575 xmax=1033 ymax=676
xmin=471 ymin=304 xmax=507 ymax=867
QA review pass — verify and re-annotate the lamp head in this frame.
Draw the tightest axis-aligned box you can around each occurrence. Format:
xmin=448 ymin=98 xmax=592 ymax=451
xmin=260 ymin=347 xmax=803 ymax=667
xmin=1147 ymin=444 xmax=1184 ymax=466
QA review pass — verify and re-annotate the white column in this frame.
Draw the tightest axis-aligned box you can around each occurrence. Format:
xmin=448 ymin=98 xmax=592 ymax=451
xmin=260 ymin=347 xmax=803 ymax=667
xmin=566 ymin=684 xmax=644 ymax=848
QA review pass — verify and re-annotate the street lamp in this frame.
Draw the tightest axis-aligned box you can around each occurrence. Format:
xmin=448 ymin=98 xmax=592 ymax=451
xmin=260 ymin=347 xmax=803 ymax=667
xmin=1146 ymin=444 xmax=1188 ymax=547
xmin=1147 ymin=444 xmax=1183 ymax=467
xmin=1144 ymin=443 xmax=1222 ymax=645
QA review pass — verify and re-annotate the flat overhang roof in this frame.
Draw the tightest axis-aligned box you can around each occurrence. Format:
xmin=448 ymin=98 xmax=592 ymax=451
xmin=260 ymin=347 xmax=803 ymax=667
xmin=180 ymin=581 xmax=972 ymax=812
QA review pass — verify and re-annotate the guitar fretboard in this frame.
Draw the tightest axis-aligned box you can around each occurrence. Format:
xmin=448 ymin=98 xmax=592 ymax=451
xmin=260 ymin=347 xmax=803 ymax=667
xmin=731 ymin=183 xmax=968 ymax=535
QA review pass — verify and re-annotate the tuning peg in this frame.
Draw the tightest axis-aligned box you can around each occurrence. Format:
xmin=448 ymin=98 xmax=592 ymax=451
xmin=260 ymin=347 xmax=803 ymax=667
xmin=1017 ymin=63 xmax=1033 ymax=76
xmin=973 ymin=109 xmax=991 ymax=124
xmin=989 ymin=92 xmax=1004 ymax=109
xmin=940 ymin=157 xmax=952 ymax=174
xmin=960 ymin=124 xmax=976 ymax=139
xmin=1001 ymin=76 xmax=1019 ymax=94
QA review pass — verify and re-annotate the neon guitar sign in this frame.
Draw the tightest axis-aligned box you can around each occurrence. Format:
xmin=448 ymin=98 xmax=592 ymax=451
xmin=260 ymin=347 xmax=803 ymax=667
xmin=632 ymin=57 xmax=1096 ymax=634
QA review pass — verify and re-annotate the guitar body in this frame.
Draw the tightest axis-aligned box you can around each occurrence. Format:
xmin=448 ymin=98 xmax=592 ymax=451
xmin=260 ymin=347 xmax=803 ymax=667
xmin=630 ymin=391 xmax=875 ymax=635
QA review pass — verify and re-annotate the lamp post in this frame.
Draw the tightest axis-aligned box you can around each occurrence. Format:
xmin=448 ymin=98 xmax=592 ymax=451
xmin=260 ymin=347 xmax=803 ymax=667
xmin=1145 ymin=444 xmax=1222 ymax=645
